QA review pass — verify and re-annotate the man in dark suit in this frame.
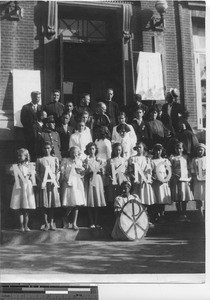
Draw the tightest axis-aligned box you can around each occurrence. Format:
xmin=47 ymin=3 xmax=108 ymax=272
xmin=20 ymin=91 xmax=42 ymax=161
xmin=76 ymin=93 xmax=93 ymax=116
xmin=56 ymin=113 xmax=74 ymax=158
xmin=104 ymin=88 xmax=119 ymax=129
xmin=44 ymin=89 xmax=64 ymax=127
xmin=63 ymin=99 xmax=77 ymax=129
xmin=161 ymin=89 xmax=188 ymax=134
xmin=33 ymin=110 xmax=47 ymax=159
xmin=125 ymin=94 xmax=149 ymax=123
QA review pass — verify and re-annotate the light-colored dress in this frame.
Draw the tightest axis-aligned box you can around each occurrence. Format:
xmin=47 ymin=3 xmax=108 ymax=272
xmin=129 ymin=155 xmax=156 ymax=205
xmin=170 ymin=154 xmax=194 ymax=202
xmin=84 ymin=157 xmax=106 ymax=207
xmin=36 ymin=156 xmax=61 ymax=208
xmin=69 ymin=129 xmax=92 ymax=160
xmin=106 ymin=156 xmax=128 ymax=203
xmin=95 ymin=138 xmax=112 ymax=160
xmin=112 ymin=123 xmax=137 ymax=148
xmin=95 ymin=138 xmax=110 ymax=186
xmin=191 ymin=156 xmax=206 ymax=201
xmin=61 ymin=157 xmax=86 ymax=207
xmin=10 ymin=163 xmax=36 ymax=210
xmin=112 ymin=132 xmax=136 ymax=159
xmin=151 ymin=158 xmax=172 ymax=204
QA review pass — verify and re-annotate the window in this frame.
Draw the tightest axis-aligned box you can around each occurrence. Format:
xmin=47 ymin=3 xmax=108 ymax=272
xmin=59 ymin=18 xmax=107 ymax=42
xmin=193 ymin=18 xmax=206 ymax=129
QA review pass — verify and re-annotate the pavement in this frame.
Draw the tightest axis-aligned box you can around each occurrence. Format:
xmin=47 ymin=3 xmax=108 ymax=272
xmin=0 ymin=219 xmax=205 ymax=281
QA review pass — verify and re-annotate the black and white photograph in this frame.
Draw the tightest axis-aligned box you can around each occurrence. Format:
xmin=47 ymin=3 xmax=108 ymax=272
xmin=0 ymin=0 xmax=209 ymax=298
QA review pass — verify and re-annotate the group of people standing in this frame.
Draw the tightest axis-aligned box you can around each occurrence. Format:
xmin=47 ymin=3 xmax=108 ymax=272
xmin=9 ymin=87 xmax=206 ymax=237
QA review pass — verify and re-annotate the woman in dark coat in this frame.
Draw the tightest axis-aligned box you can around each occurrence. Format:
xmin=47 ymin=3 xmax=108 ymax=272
xmin=147 ymin=107 xmax=171 ymax=149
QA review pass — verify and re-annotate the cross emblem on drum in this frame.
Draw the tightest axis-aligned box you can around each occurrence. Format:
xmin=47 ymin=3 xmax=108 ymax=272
xmin=120 ymin=199 xmax=149 ymax=240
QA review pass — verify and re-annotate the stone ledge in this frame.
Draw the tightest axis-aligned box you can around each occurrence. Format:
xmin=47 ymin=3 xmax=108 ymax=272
xmin=1 ymin=215 xmax=204 ymax=246
xmin=1 ymin=227 xmax=112 ymax=246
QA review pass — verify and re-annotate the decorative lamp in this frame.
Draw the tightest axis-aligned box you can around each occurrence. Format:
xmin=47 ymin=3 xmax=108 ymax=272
xmin=8 ymin=1 xmax=22 ymax=20
xmin=151 ymin=0 xmax=168 ymax=30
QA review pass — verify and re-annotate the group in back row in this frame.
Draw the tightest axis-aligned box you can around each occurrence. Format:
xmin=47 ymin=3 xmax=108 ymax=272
xmin=20 ymin=88 xmax=199 ymax=162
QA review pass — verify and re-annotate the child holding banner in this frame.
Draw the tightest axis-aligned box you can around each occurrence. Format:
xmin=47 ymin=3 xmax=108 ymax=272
xmin=191 ymin=143 xmax=206 ymax=220
xmin=36 ymin=141 xmax=61 ymax=231
xmin=10 ymin=148 xmax=36 ymax=231
xmin=84 ymin=142 xmax=106 ymax=229
xmin=128 ymin=142 xmax=156 ymax=224
xmin=151 ymin=143 xmax=172 ymax=223
xmin=106 ymin=143 xmax=128 ymax=204
xmin=60 ymin=146 xmax=86 ymax=230
xmin=170 ymin=141 xmax=194 ymax=222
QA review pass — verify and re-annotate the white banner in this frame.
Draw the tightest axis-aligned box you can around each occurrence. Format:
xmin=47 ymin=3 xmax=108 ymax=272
xmin=12 ymin=69 xmax=41 ymax=127
xmin=136 ymin=52 xmax=164 ymax=100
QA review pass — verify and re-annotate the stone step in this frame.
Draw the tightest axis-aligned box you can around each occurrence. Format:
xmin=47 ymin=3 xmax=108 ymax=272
xmin=1 ymin=202 xmax=199 ymax=231
xmin=1 ymin=216 xmax=204 ymax=246
xmin=164 ymin=201 xmax=197 ymax=211
xmin=1 ymin=206 xmax=116 ymax=230
xmin=1 ymin=227 xmax=112 ymax=246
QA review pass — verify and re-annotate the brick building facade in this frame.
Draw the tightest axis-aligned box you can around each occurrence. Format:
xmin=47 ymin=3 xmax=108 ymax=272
xmin=0 ymin=0 xmax=206 ymax=175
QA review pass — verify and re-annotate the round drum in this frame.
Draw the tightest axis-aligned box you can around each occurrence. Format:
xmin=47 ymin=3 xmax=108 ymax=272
xmin=119 ymin=199 xmax=149 ymax=241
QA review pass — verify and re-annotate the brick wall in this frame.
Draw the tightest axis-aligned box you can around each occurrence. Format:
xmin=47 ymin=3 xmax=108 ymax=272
xmin=136 ymin=1 xmax=181 ymax=94
xmin=0 ymin=1 xmax=45 ymax=166
xmin=177 ymin=1 xmax=197 ymax=128
xmin=140 ymin=0 xmax=156 ymax=53
xmin=164 ymin=0 xmax=180 ymax=90
xmin=0 ymin=1 xmax=36 ymax=111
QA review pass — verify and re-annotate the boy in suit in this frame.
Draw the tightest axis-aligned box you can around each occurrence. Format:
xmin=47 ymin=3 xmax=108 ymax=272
xmin=20 ymin=91 xmax=42 ymax=161
xmin=56 ymin=113 xmax=74 ymax=158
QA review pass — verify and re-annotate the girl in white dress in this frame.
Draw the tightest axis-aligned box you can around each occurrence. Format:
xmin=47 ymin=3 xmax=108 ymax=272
xmin=95 ymin=126 xmax=111 ymax=191
xmin=95 ymin=126 xmax=112 ymax=161
xmin=115 ymin=124 xmax=136 ymax=158
xmin=10 ymin=148 xmax=36 ymax=231
xmin=170 ymin=141 xmax=194 ymax=222
xmin=191 ymin=143 xmax=206 ymax=218
xmin=151 ymin=144 xmax=172 ymax=222
xmin=106 ymin=143 xmax=128 ymax=204
xmin=84 ymin=142 xmax=106 ymax=228
xmin=112 ymin=112 xmax=137 ymax=147
xmin=128 ymin=142 xmax=156 ymax=224
xmin=69 ymin=121 xmax=92 ymax=160
xmin=60 ymin=146 xmax=86 ymax=230
xmin=36 ymin=142 xmax=61 ymax=231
